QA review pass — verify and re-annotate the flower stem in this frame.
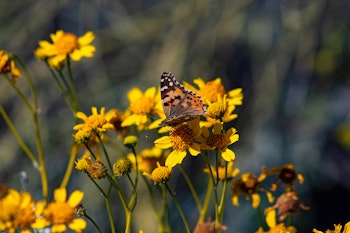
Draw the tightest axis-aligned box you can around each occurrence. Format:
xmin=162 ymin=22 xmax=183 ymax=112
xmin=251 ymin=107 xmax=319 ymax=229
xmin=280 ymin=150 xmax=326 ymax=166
xmin=198 ymin=178 xmax=213 ymax=222
xmin=85 ymin=213 xmax=103 ymax=233
xmin=0 ymin=104 xmax=37 ymax=164
xmin=164 ymin=183 xmax=191 ymax=233
xmin=178 ymin=164 xmax=202 ymax=211
xmin=60 ymin=143 xmax=79 ymax=188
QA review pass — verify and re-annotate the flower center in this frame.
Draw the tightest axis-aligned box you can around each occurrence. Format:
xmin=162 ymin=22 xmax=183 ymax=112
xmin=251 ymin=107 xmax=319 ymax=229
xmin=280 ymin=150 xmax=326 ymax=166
xmin=169 ymin=125 xmax=193 ymax=151
xmin=45 ymin=202 xmax=75 ymax=224
xmin=199 ymin=80 xmax=226 ymax=102
xmin=55 ymin=33 xmax=79 ymax=55
xmin=129 ymin=96 xmax=155 ymax=114
xmin=87 ymin=115 xmax=106 ymax=130
xmin=206 ymin=133 xmax=226 ymax=149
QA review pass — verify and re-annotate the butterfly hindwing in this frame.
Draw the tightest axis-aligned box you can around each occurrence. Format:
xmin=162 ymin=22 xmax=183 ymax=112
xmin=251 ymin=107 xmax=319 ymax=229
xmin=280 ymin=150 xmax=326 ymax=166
xmin=160 ymin=71 xmax=207 ymax=126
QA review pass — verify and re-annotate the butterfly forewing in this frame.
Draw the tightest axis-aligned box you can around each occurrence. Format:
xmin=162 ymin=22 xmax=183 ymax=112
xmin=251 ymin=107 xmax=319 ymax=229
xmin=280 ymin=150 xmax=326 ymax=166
xmin=160 ymin=71 xmax=207 ymax=126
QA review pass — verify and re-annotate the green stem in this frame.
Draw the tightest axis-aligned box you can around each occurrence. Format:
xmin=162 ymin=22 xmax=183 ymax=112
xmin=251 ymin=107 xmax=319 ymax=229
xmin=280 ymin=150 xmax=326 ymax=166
xmin=15 ymin=55 xmax=48 ymax=202
xmin=66 ymin=57 xmax=79 ymax=113
xmin=85 ymin=213 xmax=103 ymax=233
xmin=178 ymin=164 xmax=202 ymax=211
xmin=218 ymin=162 xmax=228 ymax=222
xmin=105 ymin=194 xmax=116 ymax=233
xmin=60 ymin=143 xmax=78 ymax=188
xmin=198 ymin=178 xmax=213 ymax=222
xmin=0 ymin=104 xmax=37 ymax=164
xmin=97 ymin=134 xmax=113 ymax=172
xmin=164 ymin=183 xmax=190 ymax=233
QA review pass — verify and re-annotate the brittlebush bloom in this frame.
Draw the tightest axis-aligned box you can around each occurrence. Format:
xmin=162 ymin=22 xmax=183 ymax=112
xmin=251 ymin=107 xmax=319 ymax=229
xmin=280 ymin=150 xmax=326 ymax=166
xmin=44 ymin=188 xmax=86 ymax=233
xmin=73 ymin=107 xmax=114 ymax=144
xmin=255 ymin=209 xmax=297 ymax=233
xmin=154 ymin=118 xmax=202 ymax=168
xmin=0 ymin=186 xmax=48 ymax=233
xmin=313 ymin=221 xmax=350 ymax=233
xmin=0 ymin=50 xmax=21 ymax=82
xmin=122 ymin=87 xmax=162 ymax=131
xmin=200 ymin=123 xmax=239 ymax=161
xmin=34 ymin=30 xmax=95 ymax=69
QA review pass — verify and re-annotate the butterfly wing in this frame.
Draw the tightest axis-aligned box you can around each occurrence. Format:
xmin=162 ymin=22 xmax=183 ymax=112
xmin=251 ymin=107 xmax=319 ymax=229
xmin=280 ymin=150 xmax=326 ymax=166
xmin=160 ymin=71 xmax=207 ymax=126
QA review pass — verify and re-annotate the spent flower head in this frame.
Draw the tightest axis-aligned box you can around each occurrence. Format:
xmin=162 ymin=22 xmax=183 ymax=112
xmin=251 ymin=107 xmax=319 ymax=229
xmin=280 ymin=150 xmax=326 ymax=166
xmin=44 ymin=188 xmax=86 ymax=233
xmin=34 ymin=30 xmax=95 ymax=69
xmin=0 ymin=50 xmax=21 ymax=82
xmin=113 ymin=158 xmax=133 ymax=177
xmin=154 ymin=117 xmax=202 ymax=168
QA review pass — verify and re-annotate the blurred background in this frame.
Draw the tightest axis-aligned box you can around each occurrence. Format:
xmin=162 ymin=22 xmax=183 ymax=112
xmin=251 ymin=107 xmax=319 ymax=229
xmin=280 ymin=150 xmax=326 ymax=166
xmin=1 ymin=0 xmax=350 ymax=232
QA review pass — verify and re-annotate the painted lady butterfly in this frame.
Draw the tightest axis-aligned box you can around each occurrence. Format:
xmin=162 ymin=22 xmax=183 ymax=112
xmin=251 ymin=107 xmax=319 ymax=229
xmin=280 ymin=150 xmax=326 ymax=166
xmin=159 ymin=71 xmax=207 ymax=127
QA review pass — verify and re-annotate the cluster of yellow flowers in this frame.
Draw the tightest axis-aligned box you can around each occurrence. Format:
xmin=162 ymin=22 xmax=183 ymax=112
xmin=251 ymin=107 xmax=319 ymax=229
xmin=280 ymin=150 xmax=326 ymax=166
xmin=1 ymin=29 xmax=349 ymax=233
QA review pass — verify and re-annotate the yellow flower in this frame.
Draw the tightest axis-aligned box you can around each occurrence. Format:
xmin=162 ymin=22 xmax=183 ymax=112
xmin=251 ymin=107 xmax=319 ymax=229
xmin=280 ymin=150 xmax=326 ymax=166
xmin=0 ymin=186 xmax=48 ymax=233
xmin=73 ymin=107 xmax=114 ymax=143
xmin=75 ymin=152 xmax=93 ymax=172
xmin=44 ymin=188 xmax=86 ymax=233
xmin=0 ymin=50 xmax=21 ymax=82
xmin=200 ymin=123 xmax=239 ymax=161
xmin=122 ymin=86 xmax=162 ymax=131
xmin=143 ymin=162 xmax=171 ymax=184
xmin=34 ymin=30 xmax=95 ymax=69
xmin=154 ymin=118 xmax=202 ymax=168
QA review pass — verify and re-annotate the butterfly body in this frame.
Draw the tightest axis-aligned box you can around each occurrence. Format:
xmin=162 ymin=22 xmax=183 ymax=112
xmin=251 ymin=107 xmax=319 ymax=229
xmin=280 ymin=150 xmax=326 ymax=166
xmin=160 ymin=71 xmax=207 ymax=127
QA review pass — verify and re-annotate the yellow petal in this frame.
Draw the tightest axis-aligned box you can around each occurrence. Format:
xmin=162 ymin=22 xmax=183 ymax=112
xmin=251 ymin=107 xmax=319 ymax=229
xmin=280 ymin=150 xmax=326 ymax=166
xmin=251 ymin=193 xmax=260 ymax=209
xmin=229 ymin=134 xmax=239 ymax=144
xmin=54 ymin=188 xmax=67 ymax=202
xmin=189 ymin=143 xmax=201 ymax=156
xmin=144 ymin=87 xmax=156 ymax=98
xmin=165 ymin=150 xmax=187 ymax=168
xmin=127 ymin=88 xmax=143 ymax=102
xmin=220 ymin=148 xmax=235 ymax=161
xmin=68 ymin=190 xmax=84 ymax=207
xmin=232 ymin=195 xmax=239 ymax=206
xmin=212 ymin=123 xmax=222 ymax=134
xmin=78 ymin=31 xmax=95 ymax=45
xmin=51 ymin=223 xmax=67 ymax=233
xmin=154 ymin=136 xmax=172 ymax=149
xmin=68 ymin=218 xmax=87 ymax=232
xmin=266 ymin=209 xmax=276 ymax=228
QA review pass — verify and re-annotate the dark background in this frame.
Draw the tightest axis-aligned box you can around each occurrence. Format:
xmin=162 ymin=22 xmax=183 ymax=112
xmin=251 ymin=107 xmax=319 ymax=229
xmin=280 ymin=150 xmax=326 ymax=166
xmin=1 ymin=1 xmax=350 ymax=232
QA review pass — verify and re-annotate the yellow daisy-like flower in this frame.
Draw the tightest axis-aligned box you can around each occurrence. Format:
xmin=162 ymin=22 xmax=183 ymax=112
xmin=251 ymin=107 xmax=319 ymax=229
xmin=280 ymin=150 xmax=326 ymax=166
xmin=73 ymin=107 xmax=114 ymax=143
xmin=255 ymin=209 xmax=297 ymax=233
xmin=200 ymin=123 xmax=239 ymax=161
xmin=0 ymin=50 xmax=21 ymax=82
xmin=0 ymin=185 xmax=48 ymax=233
xmin=122 ymin=86 xmax=162 ymax=131
xmin=44 ymin=188 xmax=86 ymax=233
xmin=34 ymin=30 xmax=95 ymax=69
xmin=143 ymin=162 xmax=171 ymax=184
xmin=154 ymin=118 xmax=202 ymax=168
